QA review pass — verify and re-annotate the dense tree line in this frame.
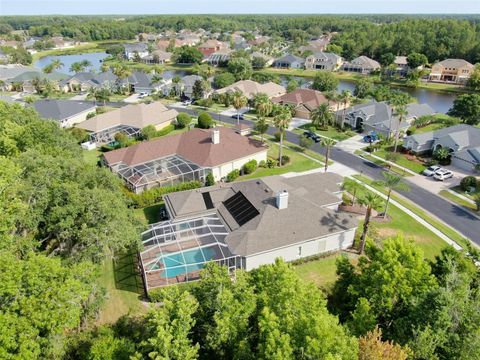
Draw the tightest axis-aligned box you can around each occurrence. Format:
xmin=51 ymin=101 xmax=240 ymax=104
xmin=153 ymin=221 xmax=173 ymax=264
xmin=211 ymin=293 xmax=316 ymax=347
xmin=1 ymin=15 xmax=480 ymax=63
xmin=65 ymin=236 xmax=479 ymax=360
xmin=0 ymin=102 xmax=142 ymax=358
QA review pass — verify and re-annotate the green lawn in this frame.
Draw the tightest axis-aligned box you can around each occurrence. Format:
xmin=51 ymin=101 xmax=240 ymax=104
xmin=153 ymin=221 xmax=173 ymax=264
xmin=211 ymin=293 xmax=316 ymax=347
xmin=32 ymin=42 xmax=102 ymax=61
xmin=374 ymin=148 xmax=427 ymax=174
xmin=355 ymin=150 xmax=413 ymax=177
xmin=293 ymin=252 xmax=359 ymax=288
xmin=439 ymin=190 xmax=478 ymax=212
xmin=96 ymin=254 xmax=146 ymax=325
xmin=295 ymin=124 xmax=356 ymax=141
xmin=451 ymin=185 xmax=480 ymax=201
xmin=83 ymin=149 xmax=102 ymax=166
xmin=353 ymin=174 xmax=470 ymax=248
xmin=238 ymin=140 xmax=322 ymax=180
xmin=134 ymin=202 xmax=165 ymax=224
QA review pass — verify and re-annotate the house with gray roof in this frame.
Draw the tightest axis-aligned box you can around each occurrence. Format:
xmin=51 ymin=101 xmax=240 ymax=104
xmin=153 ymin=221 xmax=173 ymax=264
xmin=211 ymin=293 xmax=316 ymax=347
xmin=272 ymin=54 xmax=305 ymax=69
xmin=124 ymin=43 xmax=149 ymax=60
xmin=139 ymin=172 xmax=358 ymax=289
xmin=5 ymin=69 xmax=68 ymax=93
xmin=305 ymin=52 xmax=343 ymax=71
xmin=341 ymin=101 xmax=435 ymax=137
xmin=31 ymin=99 xmax=96 ymax=128
xmin=175 ymin=75 xmax=206 ymax=100
xmin=341 ymin=56 xmax=381 ymax=75
xmin=404 ymin=124 xmax=480 ymax=172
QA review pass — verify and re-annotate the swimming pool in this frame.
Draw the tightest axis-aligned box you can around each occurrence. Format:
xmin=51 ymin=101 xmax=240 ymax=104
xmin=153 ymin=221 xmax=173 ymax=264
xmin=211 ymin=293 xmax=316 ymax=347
xmin=160 ymin=246 xmax=216 ymax=278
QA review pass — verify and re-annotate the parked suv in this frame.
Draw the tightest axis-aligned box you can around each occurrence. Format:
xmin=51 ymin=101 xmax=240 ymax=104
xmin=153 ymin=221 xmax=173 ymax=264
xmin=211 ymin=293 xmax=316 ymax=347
xmin=303 ymin=130 xmax=321 ymax=143
xmin=433 ymin=169 xmax=454 ymax=181
xmin=423 ymin=165 xmax=442 ymax=177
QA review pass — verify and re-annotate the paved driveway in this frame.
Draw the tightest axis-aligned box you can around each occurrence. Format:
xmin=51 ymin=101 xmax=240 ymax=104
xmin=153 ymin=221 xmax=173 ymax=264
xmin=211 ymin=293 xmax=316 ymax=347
xmin=123 ymin=94 xmax=141 ymax=103
xmin=335 ymin=135 xmax=365 ymax=153
xmin=288 ymin=117 xmax=310 ymax=131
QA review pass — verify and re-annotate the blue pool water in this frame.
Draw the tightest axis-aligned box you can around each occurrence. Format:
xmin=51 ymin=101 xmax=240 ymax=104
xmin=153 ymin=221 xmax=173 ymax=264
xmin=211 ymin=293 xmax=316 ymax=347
xmin=161 ymin=247 xmax=216 ymax=278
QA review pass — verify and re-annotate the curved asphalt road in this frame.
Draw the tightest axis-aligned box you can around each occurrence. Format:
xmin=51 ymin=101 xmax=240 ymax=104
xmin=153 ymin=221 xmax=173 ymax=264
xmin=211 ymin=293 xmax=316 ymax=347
xmin=170 ymin=105 xmax=480 ymax=245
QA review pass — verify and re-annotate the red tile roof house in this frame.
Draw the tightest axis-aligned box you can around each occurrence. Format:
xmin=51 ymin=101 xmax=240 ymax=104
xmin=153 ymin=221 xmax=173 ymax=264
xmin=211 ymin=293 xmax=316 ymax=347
xmin=198 ymin=39 xmax=228 ymax=57
xmin=102 ymin=127 xmax=268 ymax=193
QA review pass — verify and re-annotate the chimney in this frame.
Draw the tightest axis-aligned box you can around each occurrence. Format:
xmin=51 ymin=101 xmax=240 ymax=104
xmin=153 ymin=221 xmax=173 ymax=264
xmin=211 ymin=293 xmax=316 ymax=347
xmin=276 ymin=190 xmax=289 ymax=210
xmin=211 ymin=128 xmax=220 ymax=144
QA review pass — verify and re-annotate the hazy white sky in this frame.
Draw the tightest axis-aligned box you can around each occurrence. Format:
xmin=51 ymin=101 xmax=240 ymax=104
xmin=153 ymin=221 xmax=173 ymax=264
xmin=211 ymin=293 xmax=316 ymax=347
xmin=1 ymin=0 xmax=479 ymax=15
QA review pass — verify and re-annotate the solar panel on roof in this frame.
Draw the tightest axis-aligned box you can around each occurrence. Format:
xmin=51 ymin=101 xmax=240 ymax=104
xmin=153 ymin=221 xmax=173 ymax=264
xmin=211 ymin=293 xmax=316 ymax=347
xmin=202 ymin=192 xmax=214 ymax=210
xmin=223 ymin=191 xmax=259 ymax=226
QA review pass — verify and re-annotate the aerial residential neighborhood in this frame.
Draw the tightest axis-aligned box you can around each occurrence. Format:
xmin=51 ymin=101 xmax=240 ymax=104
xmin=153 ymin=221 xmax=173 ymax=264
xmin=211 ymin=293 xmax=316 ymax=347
xmin=1 ymin=3 xmax=480 ymax=359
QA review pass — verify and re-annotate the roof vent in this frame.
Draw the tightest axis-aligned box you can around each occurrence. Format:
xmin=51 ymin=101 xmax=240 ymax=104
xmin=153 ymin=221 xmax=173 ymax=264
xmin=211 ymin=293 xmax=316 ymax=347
xmin=212 ymin=128 xmax=220 ymax=144
xmin=276 ymin=190 xmax=289 ymax=210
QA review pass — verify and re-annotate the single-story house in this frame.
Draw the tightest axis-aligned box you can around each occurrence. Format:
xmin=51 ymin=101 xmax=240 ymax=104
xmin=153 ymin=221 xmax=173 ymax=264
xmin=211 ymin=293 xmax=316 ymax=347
xmin=272 ymin=54 xmax=305 ymax=69
xmin=141 ymin=50 xmax=172 ymax=64
xmin=124 ymin=43 xmax=149 ymax=60
xmin=271 ymin=88 xmax=339 ymax=119
xmin=215 ymin=80 xmax=286 ymax=99
xmin=31 ymin=99 xmax=96 ymax=128
xmin=60 ymin=71 xmax=118 ymax=92
xmin=139 ymin=172 xmax=357 ymax=289
xmin=341 ymin=101 xmax=435 ymax=136
xmin=76 ymin=101 xmax=178 ymax=144
xmin=341 ymin=56 xmax=381 ymax=75
xmin=102 ymin=126 xmax=268 ymax=193
xmin=251 ymin=52 xmax=274 ymax=67
xmin=404 ymin=124 xmax=480 ymax=171
xmin=206 ymin=50 xmax=232 ymax=66
xmin=428 ymin=59 xmax=475 ymax=85
xmin=305 ymin=52 xmax=343 ymax=71
xmin=5 ymin=70 xmax=68 ymax=93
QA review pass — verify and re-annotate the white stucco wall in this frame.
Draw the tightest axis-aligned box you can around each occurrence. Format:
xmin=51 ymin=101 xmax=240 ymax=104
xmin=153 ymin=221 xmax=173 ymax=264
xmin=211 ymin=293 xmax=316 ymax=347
xmin=61 ymin=107 xmax=96 ymax=128
xmin=244 ymin=228 xmax=356 ymax=271
xmin=210 ymin=150 xmax=268 ymax=181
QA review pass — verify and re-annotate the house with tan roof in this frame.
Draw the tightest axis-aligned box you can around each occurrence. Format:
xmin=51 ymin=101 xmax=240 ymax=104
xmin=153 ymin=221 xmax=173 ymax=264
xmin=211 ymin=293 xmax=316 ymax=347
xmin=341 ymin=56 xmax=381 ymax=75
xmin=272 ymin=88 xmax=340 ymax=119
xmin=198 ymin=39 xmax=228 ymax=57
xmin=102 ymin=127 xmax=268 ymax=193
xmin=215 ymin=80 xmax=286 ymax=99
xmin=76 ymin=101 xmax=178 ymax=145
xmin=428 ymin=59 xmax=475 ymax=84
xmin=305 ymin=52 xmax=343 ymax=71
xmin=139 ymin=172 xmax=357 ymax=289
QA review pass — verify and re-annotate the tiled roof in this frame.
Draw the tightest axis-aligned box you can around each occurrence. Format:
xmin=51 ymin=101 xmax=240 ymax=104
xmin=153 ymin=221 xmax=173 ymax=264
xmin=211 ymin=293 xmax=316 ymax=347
xmin=272 ymin=88 xmax=333 ymax=111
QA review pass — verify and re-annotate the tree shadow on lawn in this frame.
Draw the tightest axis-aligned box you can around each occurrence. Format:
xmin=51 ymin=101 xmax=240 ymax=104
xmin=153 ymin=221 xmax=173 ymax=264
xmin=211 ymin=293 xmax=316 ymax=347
xmin=113 ymin=251 xmax=145 ymax=296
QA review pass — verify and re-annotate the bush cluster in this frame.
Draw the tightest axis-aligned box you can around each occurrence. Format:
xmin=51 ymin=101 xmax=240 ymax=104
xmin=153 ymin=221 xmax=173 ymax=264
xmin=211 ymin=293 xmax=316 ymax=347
xmin=460 ymin=176 xmax=478 ymax=191
xmin=124 ymin=181 xmax=202 ymax=208
xmin=226 ymin=169 xmax=240 ymax=182
xmin=242 ymin=159 xmax=258 ymax=174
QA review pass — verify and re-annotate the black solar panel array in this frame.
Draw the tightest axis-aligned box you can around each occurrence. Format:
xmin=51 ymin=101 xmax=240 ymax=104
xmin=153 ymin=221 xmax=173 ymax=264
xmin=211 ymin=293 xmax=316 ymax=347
xmin=202 ymin=192 xmax=214 ymax=210
xmin=223 ymin=191 xmax=259 ymax=226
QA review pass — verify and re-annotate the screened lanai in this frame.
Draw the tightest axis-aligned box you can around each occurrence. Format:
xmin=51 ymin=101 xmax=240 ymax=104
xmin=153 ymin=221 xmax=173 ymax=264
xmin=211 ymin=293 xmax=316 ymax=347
xmin=139 ymin=214 xmax=243 ymax=290
xmin=90 ymin=124 xmax=140 ymax=144
xmin=112 ymin=154 xmax=208 ymax=193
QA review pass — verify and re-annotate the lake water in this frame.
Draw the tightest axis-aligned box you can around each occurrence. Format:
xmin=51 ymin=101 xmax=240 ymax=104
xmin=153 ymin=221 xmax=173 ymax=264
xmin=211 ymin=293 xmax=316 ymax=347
xmin=34 ymin=52 xmax=109 ymax=75
xmin=279 ymin=76 xmax=455 ymax=114
xmin=33 ymin=51 xmax=456 ymax=113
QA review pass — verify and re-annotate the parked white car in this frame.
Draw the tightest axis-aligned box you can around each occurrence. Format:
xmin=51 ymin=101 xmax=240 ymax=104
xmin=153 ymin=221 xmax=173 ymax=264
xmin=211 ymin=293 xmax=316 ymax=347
xmin=423 ymin=165 xmax=442 ymax=177
xmin=433 ymin=169 xmax=454 ymax=181
xmin=138 ymin=92 xmax=149 ymax=99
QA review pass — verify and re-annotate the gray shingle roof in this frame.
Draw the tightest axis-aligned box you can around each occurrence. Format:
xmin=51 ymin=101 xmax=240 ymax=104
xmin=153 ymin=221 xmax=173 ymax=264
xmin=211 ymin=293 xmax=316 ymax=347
xmin=32 ymin=99 xmax=95 ymax=121
xmin=407 ymin=124 xmax=480 ymax=149
xmin=274 ymin=54 xmax=305 ymax=64
xmin=164 ymin=172 xmax=357 ymax=257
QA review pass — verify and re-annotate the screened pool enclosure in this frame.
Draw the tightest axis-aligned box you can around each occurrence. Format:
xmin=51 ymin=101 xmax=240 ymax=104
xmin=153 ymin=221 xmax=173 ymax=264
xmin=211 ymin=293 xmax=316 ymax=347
xmin=111 ymin=154 xmax=208 ymax=193
xmin=90 ymin=124 xmax=140 ymax=145
xmin=139 ymin=214 xmax=244 ymax=289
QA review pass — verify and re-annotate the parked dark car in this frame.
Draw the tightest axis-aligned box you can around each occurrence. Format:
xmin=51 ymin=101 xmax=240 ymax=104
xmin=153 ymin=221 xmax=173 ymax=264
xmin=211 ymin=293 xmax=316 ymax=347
xmin=303 ymin=130 xmax=321 ymax=143
xmin=231 ymin=114 xmax=245 ymax=120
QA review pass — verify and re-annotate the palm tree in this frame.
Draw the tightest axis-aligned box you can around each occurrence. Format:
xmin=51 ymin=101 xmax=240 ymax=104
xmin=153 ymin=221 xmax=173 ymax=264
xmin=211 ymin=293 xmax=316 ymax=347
xmin=343 ymin=180 xmax=362 ymax=204
xmin=388 ymin=95 xmax=408 ymax=142
xmin=80 ymin=59 xmax=92 ymax=70
xmin=232 ymin=91 xmax=248 ymax=125
xmin=339 ymin=90 xmax=353 ymax=129
xmin=255 ymin=116 xmax=269 ymax=143
xmin=374 ymin=171 xmax=410 ymax=219
xmin=171 ymin=75 xmax=181 ymax=96
xmin=42 ymin=64 xmax=54 ymax=74
xmin=88 ymin=87 xmax=97 ymax=105
xmin=95 ymin=88 xmax=111 ymax=106
xmin=311 ymin=104 xmax=334 ymax=129
xmin=358 ymin=192 xmax=383 ymax=254
xmin=255 ymin=94 xmax=273 ymax=118
xmin=100 ymin=63 xmax=110 ymax=73
xmin=69 ymin=62 xmax=84 ymax=74
xmin=50 ymin=59 xmax=64 ymax=72
xmin=112 ymin=64 xmax=132 ymax=94
xmin=273 ymin=107 xmax=292 ymax=166
xmin=321 ymin=137 xmax=336 ymax=172
xmin=392 ymin=105 xmax=408 ymax=153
